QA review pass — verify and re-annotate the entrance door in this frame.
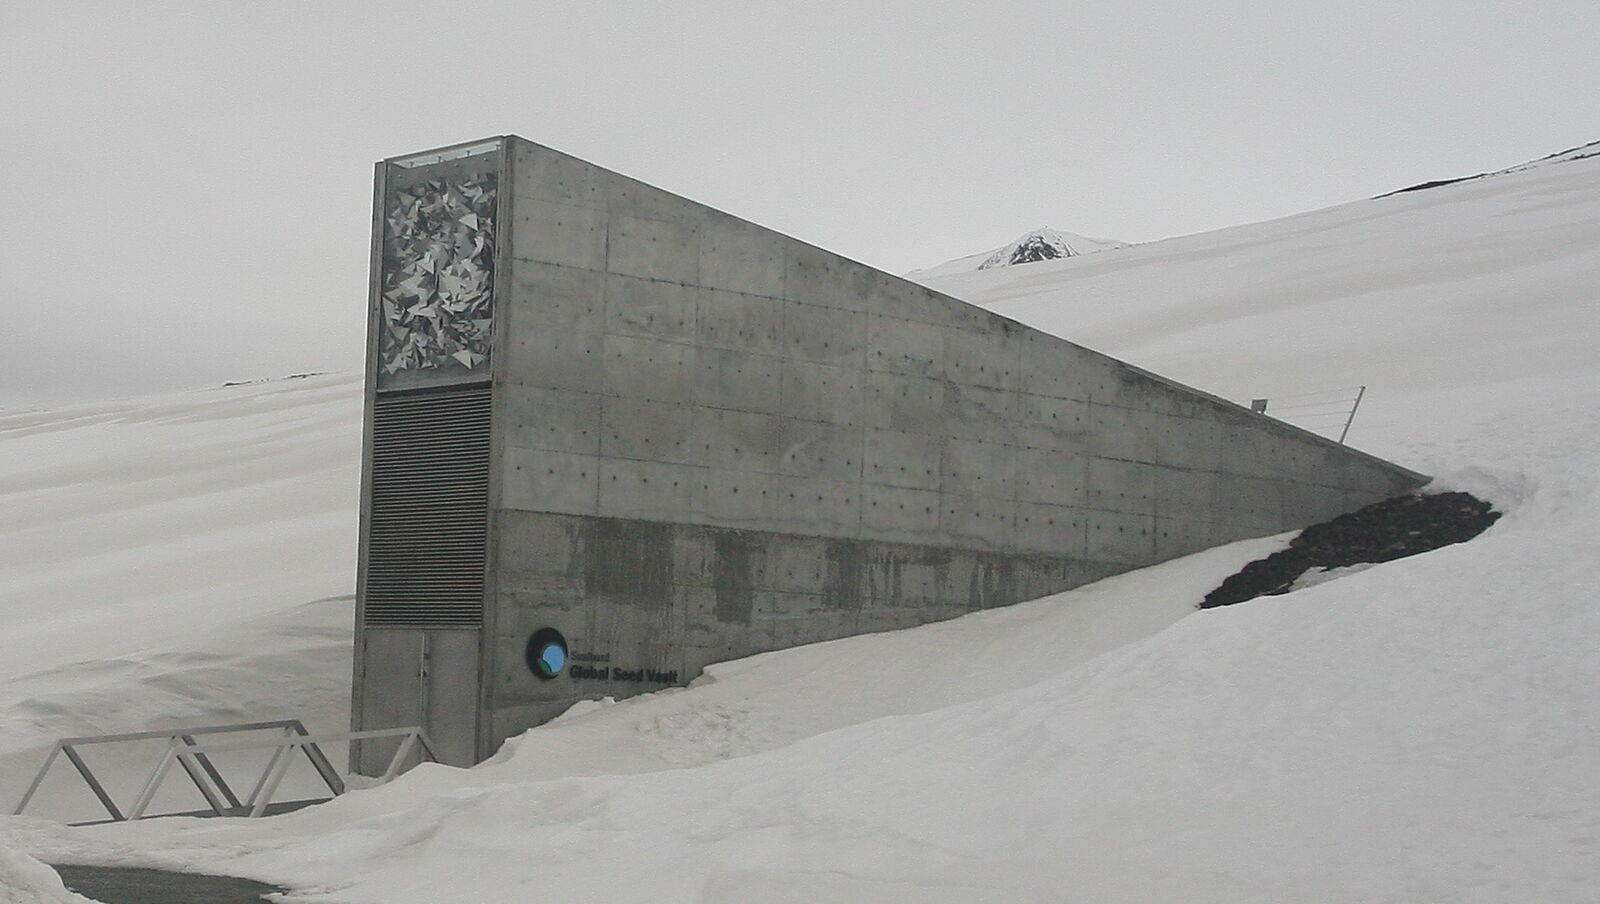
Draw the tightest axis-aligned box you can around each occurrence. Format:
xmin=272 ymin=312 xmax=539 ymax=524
xmin=355 ymin=629 xmax=480 ymax=773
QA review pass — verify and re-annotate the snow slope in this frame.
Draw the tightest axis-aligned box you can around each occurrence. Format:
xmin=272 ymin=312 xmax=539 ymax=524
xmin=0 ymin=373 xmax=358 ymax=683
xmin=4 ymin=149 xmax=1600 ymax=902
xmin=920 ymin=155 xmax=1600 ymax=460
xmin=0 ymin=375 xmax=361 ymax=817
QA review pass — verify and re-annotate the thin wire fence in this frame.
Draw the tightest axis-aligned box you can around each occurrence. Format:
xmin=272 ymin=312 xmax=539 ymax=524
xmin=1246 ymin=386 xmax=1366 ymax=443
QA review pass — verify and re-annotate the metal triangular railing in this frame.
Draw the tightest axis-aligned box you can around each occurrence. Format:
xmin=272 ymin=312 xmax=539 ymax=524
xmin=14 ymin=720 xmax=434 ymax=824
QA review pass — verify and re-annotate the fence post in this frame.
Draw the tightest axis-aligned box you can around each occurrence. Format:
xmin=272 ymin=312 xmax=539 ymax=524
xmin=1339 ymin=386 xmax=1366 ymax=444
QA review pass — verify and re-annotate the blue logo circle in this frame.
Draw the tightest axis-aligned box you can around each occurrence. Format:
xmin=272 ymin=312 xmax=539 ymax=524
xmin=525 ymin=628 xmax=569 ymax=680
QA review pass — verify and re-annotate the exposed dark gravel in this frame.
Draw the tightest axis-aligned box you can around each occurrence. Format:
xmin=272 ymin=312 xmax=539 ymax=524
xmin=51 ymin=865 xmax=282 ymax=904
xmin=1201 ymin=492 xmax=1500 ymax=609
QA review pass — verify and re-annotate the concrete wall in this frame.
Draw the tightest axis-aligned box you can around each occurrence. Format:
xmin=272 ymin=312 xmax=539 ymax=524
xmin=478 ymin=135 xmax=1425 ymax=754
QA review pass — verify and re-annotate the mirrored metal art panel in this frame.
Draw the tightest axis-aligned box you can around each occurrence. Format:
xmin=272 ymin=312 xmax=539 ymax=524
xmin=379 ymin=173 xmax=497 ymax=382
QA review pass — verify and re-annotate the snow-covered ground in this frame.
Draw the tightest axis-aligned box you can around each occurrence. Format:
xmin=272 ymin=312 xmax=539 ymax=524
xmin=3 ymin=148 xmax=1599 ymax=902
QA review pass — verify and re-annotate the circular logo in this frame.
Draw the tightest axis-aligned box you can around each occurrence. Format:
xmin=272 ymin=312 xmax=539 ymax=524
xmin=525 ymin=628 xmax=569 ymax=680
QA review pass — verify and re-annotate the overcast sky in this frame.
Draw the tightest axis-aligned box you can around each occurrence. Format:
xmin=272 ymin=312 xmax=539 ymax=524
xmin=3 ymin=1 xmax=1597 ymax=405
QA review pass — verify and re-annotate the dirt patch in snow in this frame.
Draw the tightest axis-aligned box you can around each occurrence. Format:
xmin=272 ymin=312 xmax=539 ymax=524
xmin=1201 ymin=492 xmax=1500 ymax=608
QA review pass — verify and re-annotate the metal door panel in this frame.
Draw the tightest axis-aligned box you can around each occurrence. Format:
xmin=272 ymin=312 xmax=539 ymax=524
xmin=356 ymin=629 xmax=423 ymax=775
xmin=424 ymin=630 xmax=481 ymax=767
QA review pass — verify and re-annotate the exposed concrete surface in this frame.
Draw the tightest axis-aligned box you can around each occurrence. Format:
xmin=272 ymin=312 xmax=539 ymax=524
xmin=484 ymin=510 xmax=1120 ymax=739
xmin=478 ymin=136 xmax=1424 ymax=752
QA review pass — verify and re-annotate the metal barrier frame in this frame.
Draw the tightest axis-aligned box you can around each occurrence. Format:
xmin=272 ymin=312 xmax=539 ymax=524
xmin=14 ymin=720 xmax=434 ymax=823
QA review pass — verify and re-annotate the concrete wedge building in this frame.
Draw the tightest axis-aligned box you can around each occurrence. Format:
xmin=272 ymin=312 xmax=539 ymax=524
xmin=352 ymin=136 xmax=1425 ymax=772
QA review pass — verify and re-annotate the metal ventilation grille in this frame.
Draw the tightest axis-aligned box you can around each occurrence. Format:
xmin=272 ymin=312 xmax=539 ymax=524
xmin=363 ymin=386 xmax=491 ymax=627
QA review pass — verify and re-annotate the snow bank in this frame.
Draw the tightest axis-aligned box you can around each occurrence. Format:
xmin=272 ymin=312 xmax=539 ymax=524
xmin=0 ymin=845 xmax=93 ymax=904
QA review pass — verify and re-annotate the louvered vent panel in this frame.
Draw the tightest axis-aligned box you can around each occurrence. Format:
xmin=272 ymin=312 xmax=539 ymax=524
xmin=363 ymin=386 xmax=491 ymax=627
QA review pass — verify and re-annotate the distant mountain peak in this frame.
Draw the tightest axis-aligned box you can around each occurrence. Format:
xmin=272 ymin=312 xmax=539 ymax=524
xmin=979 ymin=227 xmax=1121 ymax=269
xmin=907 ymin=226 xmax=1129 ymax=280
